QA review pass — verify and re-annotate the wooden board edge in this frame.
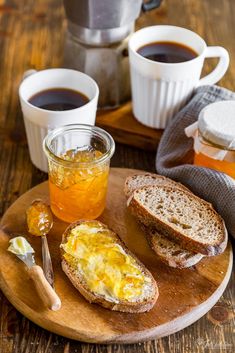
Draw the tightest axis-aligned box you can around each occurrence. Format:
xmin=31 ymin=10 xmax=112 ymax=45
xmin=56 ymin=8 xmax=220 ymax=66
xmin=111 ymin=244 xmax=233 ymax=343
xmin=96 ymin=123 xmax=160 ymax=151
xmin=0 ymin=242 xmax=232 ymax=344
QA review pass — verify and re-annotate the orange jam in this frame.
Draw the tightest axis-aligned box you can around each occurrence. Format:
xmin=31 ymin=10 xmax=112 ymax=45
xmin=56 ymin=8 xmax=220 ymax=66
xmin=194 ymin=152 xmax=235 ymax=179
xmin=48 ymin=148 xmax=109 ymax=223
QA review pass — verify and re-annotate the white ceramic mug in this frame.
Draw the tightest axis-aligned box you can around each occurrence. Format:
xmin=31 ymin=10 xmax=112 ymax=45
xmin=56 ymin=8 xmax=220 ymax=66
xmin=19 ymin=68 xmax=99 ymax=172
xmin=128 ymin=25 xmax=229 ymax=129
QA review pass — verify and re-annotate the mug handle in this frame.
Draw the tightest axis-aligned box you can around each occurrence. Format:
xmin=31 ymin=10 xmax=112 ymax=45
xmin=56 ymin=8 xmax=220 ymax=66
xmin=198 ymin=46 xmax=229 ymax=86
xmin=22 ymin=69 xmax=37 ymax=81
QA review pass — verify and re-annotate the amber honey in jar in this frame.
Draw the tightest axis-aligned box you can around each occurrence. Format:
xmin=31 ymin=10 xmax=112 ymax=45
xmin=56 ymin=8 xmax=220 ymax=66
xmin=185 ymin=101 xmax=235 ymax=179
xmin=43 ymin=124 xmax=115 ymax=223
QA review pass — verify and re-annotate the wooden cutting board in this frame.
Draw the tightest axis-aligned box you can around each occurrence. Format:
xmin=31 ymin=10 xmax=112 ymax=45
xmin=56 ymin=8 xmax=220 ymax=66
xmin=0 ymin=168 xmax=232 ymax=344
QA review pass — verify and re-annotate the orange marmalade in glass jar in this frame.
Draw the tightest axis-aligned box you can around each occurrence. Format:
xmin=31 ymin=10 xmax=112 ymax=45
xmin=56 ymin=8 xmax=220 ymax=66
xmin=185 ymin=101 xmax=235 ymax=179
xmin=43 ymin=124 xmax=115 ymax=223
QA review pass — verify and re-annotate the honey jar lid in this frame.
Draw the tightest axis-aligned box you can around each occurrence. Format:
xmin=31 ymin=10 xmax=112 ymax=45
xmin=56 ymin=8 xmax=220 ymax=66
xmin=198 ymin=100 xmax=235 ymax=149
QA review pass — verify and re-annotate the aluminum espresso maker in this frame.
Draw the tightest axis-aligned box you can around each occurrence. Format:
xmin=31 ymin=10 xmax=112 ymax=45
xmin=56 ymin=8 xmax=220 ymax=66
xmin=63 ymin=0 xmax=162 ymax=108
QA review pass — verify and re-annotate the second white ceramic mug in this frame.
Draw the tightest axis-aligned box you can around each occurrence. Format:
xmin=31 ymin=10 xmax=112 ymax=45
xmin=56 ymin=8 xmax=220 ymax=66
xmin=19 ymin=68 xmax=99 ymax=172
xmin=128 ymin=25 xmax=229 ymax=129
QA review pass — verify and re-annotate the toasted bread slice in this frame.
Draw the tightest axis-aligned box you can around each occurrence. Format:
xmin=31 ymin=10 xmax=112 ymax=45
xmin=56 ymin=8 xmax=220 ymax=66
xmin=124 ymin=173 xmax=190 ymax=199
xmin=128 ymin=185 xmax=227 ymax=256
xmin=61 ymin=220 xmax=158 ymax=313
xmin=141 ymin=224 xmax=204 ymax=268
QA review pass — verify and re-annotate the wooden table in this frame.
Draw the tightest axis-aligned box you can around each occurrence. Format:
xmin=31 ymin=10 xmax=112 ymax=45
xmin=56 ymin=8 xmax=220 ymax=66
xmin=0 ymin=0 xmax=234 ymax=352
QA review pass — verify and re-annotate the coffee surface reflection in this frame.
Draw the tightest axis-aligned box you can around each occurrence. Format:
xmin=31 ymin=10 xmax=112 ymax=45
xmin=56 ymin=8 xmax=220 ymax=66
xmin=29 ymin=88 xmax=89 ymax=111
xmin=137 ymin=41 xmax=198 ymax=63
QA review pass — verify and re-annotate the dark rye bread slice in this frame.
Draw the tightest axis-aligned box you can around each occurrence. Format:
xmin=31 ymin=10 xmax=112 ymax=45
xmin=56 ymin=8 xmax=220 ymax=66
xmin=141 ymin=224 xmax=204 ymax=268
xmin=125 ymin=173 xmax=204 ymax=267
xmin=129 ymin=186 xmax=228 ymax=256
xmin=124 ymin=173 xmax=190 ymax=199
xmin=61 ymin=220 xmax=158 ymax=313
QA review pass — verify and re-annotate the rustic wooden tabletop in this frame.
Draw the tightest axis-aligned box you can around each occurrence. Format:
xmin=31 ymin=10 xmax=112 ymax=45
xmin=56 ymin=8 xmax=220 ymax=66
xmin=0 ymin=0 xmax=234 ymax=352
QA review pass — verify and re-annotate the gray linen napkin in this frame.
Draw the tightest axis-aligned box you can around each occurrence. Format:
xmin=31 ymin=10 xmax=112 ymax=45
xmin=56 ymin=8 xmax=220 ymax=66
xmin=156 ymin=85 xmax=235 ymax=239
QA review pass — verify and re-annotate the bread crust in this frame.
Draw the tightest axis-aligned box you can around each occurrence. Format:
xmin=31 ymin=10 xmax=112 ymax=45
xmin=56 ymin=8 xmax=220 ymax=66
xmin=61 ymin=220 xmax=159 ymax=313
xmin=124 ymin=173 xmax=190 ymax=199
xmin=129 ymin=186 xmax=228 ymax=257
xmin=141 ymin=225 xmax=204 ymax=268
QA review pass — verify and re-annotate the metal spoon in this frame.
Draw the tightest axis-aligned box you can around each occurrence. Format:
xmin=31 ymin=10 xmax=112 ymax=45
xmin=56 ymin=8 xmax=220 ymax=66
xmin=26 ymin=200 xmax=54 ymax=287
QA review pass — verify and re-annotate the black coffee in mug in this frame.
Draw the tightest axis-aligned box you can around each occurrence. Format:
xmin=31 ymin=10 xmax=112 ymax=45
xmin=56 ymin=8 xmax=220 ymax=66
xmin=29 ymin=88 xmax=89 ymax=111
xmin=137 ymin=41 xmax=198 ymax=63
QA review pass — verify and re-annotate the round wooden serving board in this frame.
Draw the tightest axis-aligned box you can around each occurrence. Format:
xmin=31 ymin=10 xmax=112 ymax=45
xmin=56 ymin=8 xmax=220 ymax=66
xmin=0 ymin=168 xmax=233 ymax=344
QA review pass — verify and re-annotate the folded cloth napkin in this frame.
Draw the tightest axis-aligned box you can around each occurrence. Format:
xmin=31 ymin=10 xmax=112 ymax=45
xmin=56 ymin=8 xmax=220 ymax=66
xmin=156 ymin=85 xmax=235 ymax=239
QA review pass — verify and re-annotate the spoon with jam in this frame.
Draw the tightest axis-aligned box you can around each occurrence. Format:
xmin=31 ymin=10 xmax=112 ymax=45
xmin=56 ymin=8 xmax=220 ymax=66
xmin=26 ymin=200 xmax=54 ymax=287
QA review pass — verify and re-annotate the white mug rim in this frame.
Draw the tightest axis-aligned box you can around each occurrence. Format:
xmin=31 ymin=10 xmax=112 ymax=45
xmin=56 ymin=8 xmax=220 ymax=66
xmin=19 ymin=68 xmax=99 ymax=115
xmin=129 ymin=25 xmax=207 ymax=67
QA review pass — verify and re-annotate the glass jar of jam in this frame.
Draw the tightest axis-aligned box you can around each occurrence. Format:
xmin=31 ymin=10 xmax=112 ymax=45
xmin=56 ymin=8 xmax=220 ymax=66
xmin=43 ymin=124 xmax=115 ymax=223
xmin=185 ymin=101 xmax=235 ymax=179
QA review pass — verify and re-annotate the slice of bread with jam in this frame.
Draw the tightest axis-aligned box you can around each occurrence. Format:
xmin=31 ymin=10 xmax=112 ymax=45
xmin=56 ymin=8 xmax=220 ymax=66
xmin=61 ymin=220 xmax=158 ymax=313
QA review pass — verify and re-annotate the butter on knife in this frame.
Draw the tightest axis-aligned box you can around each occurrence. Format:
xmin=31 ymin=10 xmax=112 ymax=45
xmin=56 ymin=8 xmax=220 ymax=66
xmin=8 ymin=236 xmax=34 ymax=256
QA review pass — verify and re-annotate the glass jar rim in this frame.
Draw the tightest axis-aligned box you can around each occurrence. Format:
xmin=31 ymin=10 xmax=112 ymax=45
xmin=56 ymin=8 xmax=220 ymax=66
xmin=198 ymin=129 xmax=235 ymax=152
xmin=198 ymin=101 xmax=235 ymax=151
xmin=43 ymin=124 xmax=115 ymax=167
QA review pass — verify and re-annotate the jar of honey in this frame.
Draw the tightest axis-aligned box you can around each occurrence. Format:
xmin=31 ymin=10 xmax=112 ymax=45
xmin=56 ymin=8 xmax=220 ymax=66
xmin=43 ymin=124 xmax=115 ymax=223
xmin=185 ymin=101 xmax=235 ymax=179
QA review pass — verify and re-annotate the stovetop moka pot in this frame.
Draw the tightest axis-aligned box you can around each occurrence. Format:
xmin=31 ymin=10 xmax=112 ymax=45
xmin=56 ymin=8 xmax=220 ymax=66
xmin=63 ymin=0 xmax=162 ymax=108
